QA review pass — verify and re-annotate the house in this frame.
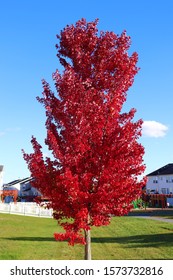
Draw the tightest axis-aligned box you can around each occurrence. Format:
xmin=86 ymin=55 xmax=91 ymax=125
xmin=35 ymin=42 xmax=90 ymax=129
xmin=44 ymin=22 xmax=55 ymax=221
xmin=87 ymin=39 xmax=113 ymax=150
xmin=2 ymin=177 xmax=42 ymax=203
xmin=146 ymin=163 xmax=173 ymax=194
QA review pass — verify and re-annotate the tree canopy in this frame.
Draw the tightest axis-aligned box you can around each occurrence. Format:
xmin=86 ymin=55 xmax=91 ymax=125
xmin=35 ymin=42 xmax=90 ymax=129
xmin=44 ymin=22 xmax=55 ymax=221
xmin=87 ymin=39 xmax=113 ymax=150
xmin=23 ymin=18 xmax=145 ymax=259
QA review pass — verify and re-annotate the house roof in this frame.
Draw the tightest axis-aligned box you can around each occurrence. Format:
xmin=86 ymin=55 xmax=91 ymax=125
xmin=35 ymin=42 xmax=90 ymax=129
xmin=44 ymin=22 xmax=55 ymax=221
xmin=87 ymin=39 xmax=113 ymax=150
xmin=147 ymin=163 xmax=173 ymax=176
xmin=4 ymin=177 xmax=32 ymax=187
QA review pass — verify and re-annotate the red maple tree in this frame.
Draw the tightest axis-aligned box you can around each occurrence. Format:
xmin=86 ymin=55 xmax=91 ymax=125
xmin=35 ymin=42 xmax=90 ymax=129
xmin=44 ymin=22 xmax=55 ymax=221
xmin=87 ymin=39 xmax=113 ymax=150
xmin=23 ymin=18 xmax=145 ymax=260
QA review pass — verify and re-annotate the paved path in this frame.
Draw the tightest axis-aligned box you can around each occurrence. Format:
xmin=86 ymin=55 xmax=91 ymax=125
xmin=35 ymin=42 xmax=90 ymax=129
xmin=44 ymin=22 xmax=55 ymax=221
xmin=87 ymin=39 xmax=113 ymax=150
xmin=129 ymin=208 xmax=173 ymax=223
xmin=134 ymin=216 xmax=173 ymax=223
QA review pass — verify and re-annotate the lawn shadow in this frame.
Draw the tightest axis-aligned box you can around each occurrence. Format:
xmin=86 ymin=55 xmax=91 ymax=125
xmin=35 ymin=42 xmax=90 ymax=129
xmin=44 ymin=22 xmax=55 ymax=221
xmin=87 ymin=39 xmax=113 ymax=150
xmin=3 ymin=233 xmax=173 ymax=249
xmin=2 ymin=237 xmax=55 ymax=242
xmin=92 ymin=232 xmax=173 ymax=248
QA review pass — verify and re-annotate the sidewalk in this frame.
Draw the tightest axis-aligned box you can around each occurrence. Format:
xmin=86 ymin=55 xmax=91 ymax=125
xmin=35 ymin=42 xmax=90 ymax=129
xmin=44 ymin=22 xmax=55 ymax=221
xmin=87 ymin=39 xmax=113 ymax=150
xmin=134 ymin=216 xmax=173 ymax=223
xmin=128 ymin=208 xmax=173 ymax=223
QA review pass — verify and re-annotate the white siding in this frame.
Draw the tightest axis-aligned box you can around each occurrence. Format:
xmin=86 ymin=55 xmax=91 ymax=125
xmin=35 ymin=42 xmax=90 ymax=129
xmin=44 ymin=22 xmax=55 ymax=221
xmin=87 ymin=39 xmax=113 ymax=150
xmin=146 ymin=175 xmax=173 ymax=194
xmin=11 ymin=182 xmax=21 ymax=191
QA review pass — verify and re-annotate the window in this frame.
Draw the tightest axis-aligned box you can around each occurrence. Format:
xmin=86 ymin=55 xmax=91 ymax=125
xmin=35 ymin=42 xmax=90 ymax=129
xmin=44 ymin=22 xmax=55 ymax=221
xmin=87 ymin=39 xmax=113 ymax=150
xmin=153 ymin=177 xmax=158 ymax=183
xmin=161 ymin=188 xmax=166 ymax=194
xmin=161 ymin=188 xmax=169 ymax=194
xmin=166 ymin=176 xmax=173 ymax=183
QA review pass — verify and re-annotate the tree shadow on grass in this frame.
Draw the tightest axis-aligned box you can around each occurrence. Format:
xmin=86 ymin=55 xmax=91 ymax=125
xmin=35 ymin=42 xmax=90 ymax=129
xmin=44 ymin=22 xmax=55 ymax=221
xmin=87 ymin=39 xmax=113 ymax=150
xmin=2 ymin=237 xmax=55 ymax=242
xmin=3 ymin=233 xmax=173 ymax=248
xmin=92 ymin=232 xmax=173 ymax=248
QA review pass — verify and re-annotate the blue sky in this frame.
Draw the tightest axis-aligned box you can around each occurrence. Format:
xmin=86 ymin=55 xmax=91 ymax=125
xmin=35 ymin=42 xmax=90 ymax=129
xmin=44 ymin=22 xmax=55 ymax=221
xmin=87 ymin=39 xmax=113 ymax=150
xmin=0 ymin=0 xmax=173 ymax=183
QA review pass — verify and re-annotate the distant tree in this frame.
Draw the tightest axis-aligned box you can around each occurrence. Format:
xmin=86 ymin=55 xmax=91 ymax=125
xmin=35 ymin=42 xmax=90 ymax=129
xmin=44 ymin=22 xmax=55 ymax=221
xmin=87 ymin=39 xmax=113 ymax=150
xmin=23 ymin=18 xmax=145 ymax=260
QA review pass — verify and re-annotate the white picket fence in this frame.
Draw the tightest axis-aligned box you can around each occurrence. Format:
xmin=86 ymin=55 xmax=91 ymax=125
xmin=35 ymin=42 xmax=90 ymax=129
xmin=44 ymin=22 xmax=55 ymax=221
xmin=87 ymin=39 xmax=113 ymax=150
xmin=0 ymin=202 xmax=53 ymax=218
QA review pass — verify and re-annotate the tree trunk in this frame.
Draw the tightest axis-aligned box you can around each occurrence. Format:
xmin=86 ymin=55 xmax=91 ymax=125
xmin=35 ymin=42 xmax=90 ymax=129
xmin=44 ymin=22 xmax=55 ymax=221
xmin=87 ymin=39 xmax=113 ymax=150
xmin=84 ymin=229 xmax=91 ymax=260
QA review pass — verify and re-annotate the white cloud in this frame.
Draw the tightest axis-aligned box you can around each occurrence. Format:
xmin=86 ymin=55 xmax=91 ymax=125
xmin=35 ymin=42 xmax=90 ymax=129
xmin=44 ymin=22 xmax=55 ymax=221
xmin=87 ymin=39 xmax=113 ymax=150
xmin=142 ymin=121 xmax=168 ymax=138
xmin=6 ymin=127 xmax=21 ymax=132
xmin=0 ymin=127 xmax=21 ymax=137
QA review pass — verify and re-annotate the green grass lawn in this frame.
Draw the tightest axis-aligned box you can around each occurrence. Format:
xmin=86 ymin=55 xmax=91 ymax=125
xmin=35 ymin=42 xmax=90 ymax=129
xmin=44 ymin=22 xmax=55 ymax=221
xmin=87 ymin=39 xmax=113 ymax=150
xmin=0 ymin=213 xmax=173 ymax=260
